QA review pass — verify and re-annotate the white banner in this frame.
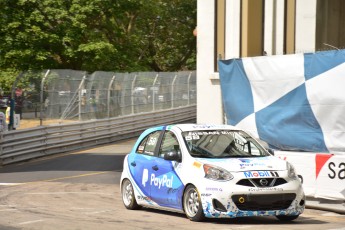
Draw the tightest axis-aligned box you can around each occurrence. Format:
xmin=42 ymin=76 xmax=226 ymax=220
xmin=219 ymin=49 xmax=345 ymax=153
xmin=275 ymin=151 xmax=345 ymax=200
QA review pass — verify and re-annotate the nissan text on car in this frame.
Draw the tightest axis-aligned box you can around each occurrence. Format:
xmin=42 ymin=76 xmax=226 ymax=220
xmin=120 ymin=124 xmax=305 ymax=221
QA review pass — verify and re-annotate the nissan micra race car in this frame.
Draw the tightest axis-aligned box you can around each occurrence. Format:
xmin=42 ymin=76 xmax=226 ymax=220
xmin=120 ymin=124 xmax=305 ymax=221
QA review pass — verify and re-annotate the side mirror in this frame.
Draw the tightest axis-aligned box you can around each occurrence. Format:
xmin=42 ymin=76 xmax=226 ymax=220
xmin=164 ymin=150 xmax=181 ymax=162
xmin=267 ymin=148 xmax=274 ymax=155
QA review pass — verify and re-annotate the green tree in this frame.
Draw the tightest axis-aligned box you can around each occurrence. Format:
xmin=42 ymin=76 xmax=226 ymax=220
xmin=0 ymin=0 xmax=196 ymax=74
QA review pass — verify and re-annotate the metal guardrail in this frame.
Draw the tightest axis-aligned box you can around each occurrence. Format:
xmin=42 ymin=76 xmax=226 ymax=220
xmin=0 ymin=105 xmax=196 ymax=165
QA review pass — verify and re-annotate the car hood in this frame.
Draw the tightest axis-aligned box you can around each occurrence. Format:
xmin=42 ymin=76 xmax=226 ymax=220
xmin=196 ymin=156 xmax=287 ymax=172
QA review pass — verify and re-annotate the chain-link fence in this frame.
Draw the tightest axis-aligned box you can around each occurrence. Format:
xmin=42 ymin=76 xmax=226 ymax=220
xmin=1 ymin=70 xmax=196 ymax=129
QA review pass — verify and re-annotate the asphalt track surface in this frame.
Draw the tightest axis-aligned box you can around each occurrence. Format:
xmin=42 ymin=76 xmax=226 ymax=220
xmin=0 ymin=139 xmax=344 ymax=230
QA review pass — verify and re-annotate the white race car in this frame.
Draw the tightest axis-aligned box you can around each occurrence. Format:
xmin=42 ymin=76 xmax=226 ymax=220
xmin=120 ymin=124 xmax=305 ymax=221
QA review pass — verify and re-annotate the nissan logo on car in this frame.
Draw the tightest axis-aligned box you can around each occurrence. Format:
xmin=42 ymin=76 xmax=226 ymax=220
xmin=259 ymin=179 xmax=269 ymax=186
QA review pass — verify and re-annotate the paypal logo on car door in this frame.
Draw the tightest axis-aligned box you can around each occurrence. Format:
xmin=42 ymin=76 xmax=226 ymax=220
xmin=128 ymin=153 xmax=184 ymax=210
xmin=142 ymin=168 xmax=174 ymax=189
xmin=149 ymin=157 xmax=184 ymax=210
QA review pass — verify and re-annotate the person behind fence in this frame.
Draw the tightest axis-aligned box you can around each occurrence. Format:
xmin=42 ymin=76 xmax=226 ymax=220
xmin=5 ymin=102 xmax=11 ymax=128
xmin=0 ymin=111 xmax=7 ymax=132
xmin=15 ymin=95 xmax=23 ymax=119
xmin=5 ymin=101 xmax=17 ymax=130
xmin=89 ymin=96 xmax=97 ymax=113
xmin=44 ymin=97 xmax=49 ymax=111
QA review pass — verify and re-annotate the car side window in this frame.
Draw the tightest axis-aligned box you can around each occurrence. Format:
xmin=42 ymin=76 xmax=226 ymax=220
xmin=158 ymin=131 xmax=180 ymax=158
xmin=136 ymin=131 xmax=161 ymax=156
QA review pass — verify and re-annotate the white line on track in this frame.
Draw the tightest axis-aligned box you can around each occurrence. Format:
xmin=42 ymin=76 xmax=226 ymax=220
xmin=18 ymin=219 xmax=44 ymax=225
xmin=0 ymin=183 xmax=24 ymax=186
xmin=26 ymin=192 xmax=113 ymax=195
xmin=0 ymin=209 xmax=18 ymax=212
xmin=321 ymin=212 xmax=344 ymax=217
xmin=85 ymin=209 xmax=114 ymax=215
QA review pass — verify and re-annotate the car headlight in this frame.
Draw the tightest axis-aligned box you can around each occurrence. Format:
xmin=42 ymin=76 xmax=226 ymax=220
xmin=287 ymin=162 xmax=298 ymax=179
xmin=203 ymin=164 xmax=233 ymax=181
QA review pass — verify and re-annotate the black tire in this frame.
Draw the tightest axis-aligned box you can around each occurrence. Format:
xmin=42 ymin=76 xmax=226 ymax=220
xmin=183 ymin=185 xmax=205 ymax=221
xmin=121 ymin=179 xmax=141 ymax=210
xmin=276 ymin=215 xmax=299 ymax=221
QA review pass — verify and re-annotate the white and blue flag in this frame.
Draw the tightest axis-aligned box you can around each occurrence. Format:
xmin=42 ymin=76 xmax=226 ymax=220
xmin=218 ymin=49 xmax=345 ymax=152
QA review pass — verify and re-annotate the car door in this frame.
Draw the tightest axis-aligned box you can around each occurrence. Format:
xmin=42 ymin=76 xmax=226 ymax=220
xmin=128 ymin=130 xmax=162 ymax=206
xmin=149 ymin=130 xmax=184 ymax=210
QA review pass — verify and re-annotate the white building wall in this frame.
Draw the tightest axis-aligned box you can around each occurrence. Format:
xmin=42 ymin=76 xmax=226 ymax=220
xmin=264 ymin=0 xmax=274 ymax=55
xmin=225 ymin=0 xmax=241 ymax=59
xmin=264 ymin=0 xmax=285 ymax=55
xmin=275 ymin=0 xmax=286 ymax=55
xmin=197 ymin=0 xmax=224 ymax=124
xmin=295 ymin=0 xmax=317 ymax=52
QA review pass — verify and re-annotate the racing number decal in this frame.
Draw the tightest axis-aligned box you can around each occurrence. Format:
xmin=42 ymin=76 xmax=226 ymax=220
xmin=147 ymin=136 xmax=158 ymax=146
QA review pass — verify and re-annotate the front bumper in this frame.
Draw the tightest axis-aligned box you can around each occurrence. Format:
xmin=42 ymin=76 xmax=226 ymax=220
xmin=198 ymin=179 xmax=305 ymax=218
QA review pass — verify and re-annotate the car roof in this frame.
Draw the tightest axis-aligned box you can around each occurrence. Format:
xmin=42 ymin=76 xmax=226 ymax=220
xmin=168 ymin=123 xmax=241 ymax=132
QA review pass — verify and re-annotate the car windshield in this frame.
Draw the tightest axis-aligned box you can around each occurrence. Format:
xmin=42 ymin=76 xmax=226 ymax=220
xmin=182 ymin=130 xmax=269 ymax=158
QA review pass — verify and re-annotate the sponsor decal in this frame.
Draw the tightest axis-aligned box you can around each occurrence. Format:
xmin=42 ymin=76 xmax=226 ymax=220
xmin=167 ymin=188 xmax=178 ymax=194
xmin=137 ymin=146 xmax=144 ymax=153
xmin=239 ymin=159 xmax=252 ymax=163
xmin=137 ymin=195 xmax=152 ymax=202
xmin=201 ymin=193 xmax=212 ymax=197
xmin=142 ymin=169 xmax=174 ymax=189
xmin=239 ymin=163 xmax=266 ymax=168
xmin=142 ymin=169 xmax=149 ymax=186
xmin=192 ymin=124 xmax=220 ymax=129
xmin=238 ymin=159 xmax=266 ymax=168
xmin=243 ymin=171 xmax=278 ymax=178
xmin=316 ymin=154 xmax=333 ymax=179
xmin=270 ymin=171 xmax=279 ymax=177
xmin=206 ymin=187 xmax=223 ymax=192
xmin=328 ymin=161 xmax=345 ymax=180
xmin=151 ymin=173 xmax=173 ymax=189
xmin=279 ymin=156 xmax=287 ymax=161
xmin=248 ymin=187 xmax=284 ymax=192
xmin=193 ymin=161 xmax=202 ymax=168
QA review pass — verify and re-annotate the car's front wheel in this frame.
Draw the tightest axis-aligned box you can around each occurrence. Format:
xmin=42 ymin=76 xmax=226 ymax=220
xmin=183 ymin=185 xmax=205 ymax=221
xmin=121 ymin=179 xmax=141 ymax=210
xmin=276 ymin=215 xmax=299 ymax=221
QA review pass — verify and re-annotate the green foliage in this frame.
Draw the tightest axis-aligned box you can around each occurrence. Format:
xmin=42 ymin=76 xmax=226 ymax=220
xmin=0 ymin=0 xmax=197 ymax=76
xmin=0 ymin=70 xmax=18 ymax=93
xmin=0 ymin=70 xmax=43 ymax=94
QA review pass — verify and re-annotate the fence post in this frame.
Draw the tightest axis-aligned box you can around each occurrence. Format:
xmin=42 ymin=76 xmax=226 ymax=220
xmin=107 ymin=75 xmax=116 ymax=118
xmin=171 ymin=74 xmax=178 ymax=108
xmin=187 ymin=72 xmax=192 ymax=106
xmin=40 ymin=70 xmax=50 ymax=126
xmin=131 ymin=74 xmax=137 ymax=114
xmin=152 ymin=74 xmax=159 ymax=111
xmin=78 ymin=76 xmax=87 ymax=121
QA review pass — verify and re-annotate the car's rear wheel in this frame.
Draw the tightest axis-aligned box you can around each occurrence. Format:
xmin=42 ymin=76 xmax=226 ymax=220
xmin=121 ymin=179 xmax=141 ymax=210
xmin=183 ymin=185 xmax=205 ymax=221
xmin=276 ymin=215 xmax=299 ymax=221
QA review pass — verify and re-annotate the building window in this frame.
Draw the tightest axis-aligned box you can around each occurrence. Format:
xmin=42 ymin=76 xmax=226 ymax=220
xmin=215 ymin=0 xmax=226 ymax=71
xmin=241 ymin=0 xmax=264 ymax=57
xmin=316 ymin=0 xmax=345 ymax=51
xmin=284 ymin=0 xmax=296 ymax=54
